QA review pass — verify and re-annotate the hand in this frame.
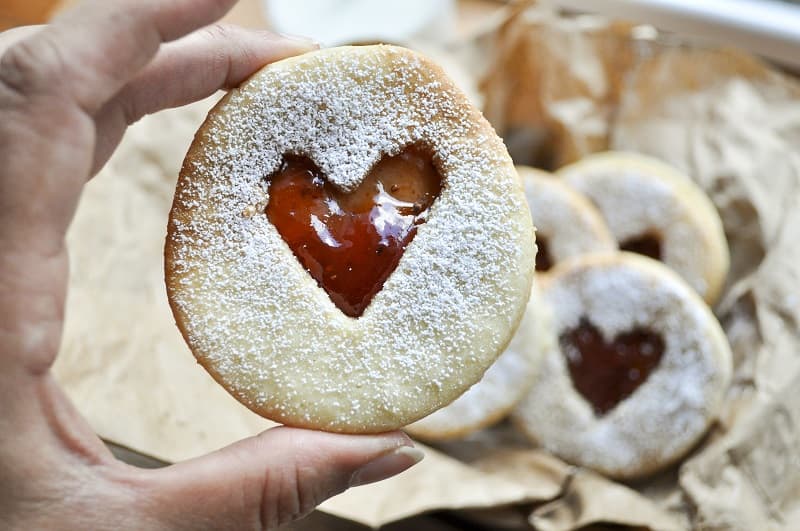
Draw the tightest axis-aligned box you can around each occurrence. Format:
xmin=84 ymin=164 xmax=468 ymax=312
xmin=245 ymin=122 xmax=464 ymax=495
xmin=0 ymin=1 xmax=422 ymax=529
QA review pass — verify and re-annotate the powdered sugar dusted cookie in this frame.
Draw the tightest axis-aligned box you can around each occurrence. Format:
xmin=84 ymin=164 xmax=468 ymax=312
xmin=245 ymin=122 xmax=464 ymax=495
xmin=518 ymin=166 xmax=615 ymax=272
xmin=558 ymin=152 xmax=729 ymax=304
xmin=513 ymin=253 xmax=732 ymax=479
xmin=165 ymin=45 xmax=536 ymax=433
xmin=406 ymin=283 xmax=551 ymax=441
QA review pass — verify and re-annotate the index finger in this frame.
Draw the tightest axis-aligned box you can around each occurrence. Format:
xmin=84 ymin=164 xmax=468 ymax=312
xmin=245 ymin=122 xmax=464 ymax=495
xmin=0 ymin=0 xmax=239 ymax=113
xmin=0 ymin=25 xmax=43 ymax=54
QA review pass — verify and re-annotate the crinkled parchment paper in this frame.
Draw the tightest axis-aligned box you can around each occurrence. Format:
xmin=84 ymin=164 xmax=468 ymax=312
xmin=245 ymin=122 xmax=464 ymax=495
xmin=54 ymin=4 xmax=800 ymax=529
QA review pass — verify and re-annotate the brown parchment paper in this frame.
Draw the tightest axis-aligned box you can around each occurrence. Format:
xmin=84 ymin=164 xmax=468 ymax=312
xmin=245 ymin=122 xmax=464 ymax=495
xmin=54 ymin=4 xmax=800 ymax=530
xmin=477 ymin=3 xmax=800 ymax=530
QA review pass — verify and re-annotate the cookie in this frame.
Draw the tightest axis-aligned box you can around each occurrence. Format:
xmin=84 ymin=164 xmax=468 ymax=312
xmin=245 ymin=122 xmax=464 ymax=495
xmin=513 ymin=253 xmax=732 ymax=479
xmin=165 ymin=45 xmax=536 ymax=433
xmin=518 ymin=165 xmax=615 ymax=272
xmin=557 ymin=151 xmax=729 ymax=304
xmin=405 ymin=283 xmax=550 ymax=441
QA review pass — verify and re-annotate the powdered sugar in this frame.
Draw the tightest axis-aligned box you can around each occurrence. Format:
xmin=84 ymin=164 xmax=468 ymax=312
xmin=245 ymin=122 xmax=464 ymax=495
xmin=558 ymin=151 xmax=729 ymax=304
xmin=514 ymin=254 xmax=732 ymax=478
xmin=519 ymin=166 xmax=616 ymax=267
xmin=406 ymin=282 xmax=552 ymax=440
xmin=166 ymin=46 xmax=535 ymax=432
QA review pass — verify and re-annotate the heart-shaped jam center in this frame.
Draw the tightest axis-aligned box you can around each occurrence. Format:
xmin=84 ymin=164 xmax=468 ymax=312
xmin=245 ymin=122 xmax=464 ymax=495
xmin=535 ymin=236 xmax=553 ymax=272
xmin=560 ymin=318 xmax=665 ymax=416
xmin=620 ymin=233 xmax=662 ymax=261
xmin=265 ymin=145 xmax=442 ymax=318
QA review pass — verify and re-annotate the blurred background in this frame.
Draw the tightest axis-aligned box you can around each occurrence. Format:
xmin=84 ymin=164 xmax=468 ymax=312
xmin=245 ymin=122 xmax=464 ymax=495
xmin=3 ymin=0 xmax=800 ymax=72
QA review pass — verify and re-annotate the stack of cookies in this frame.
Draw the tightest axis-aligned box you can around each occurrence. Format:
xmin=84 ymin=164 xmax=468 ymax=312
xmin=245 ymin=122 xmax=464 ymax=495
xmin=408 ymin=151 xmax=733 ymax=480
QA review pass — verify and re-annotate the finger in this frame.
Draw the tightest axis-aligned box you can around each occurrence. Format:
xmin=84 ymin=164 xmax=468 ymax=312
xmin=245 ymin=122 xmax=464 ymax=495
xmin=92 ymin=24 xmax=316 ymax=171
xmin=114 ymin=25 xmax=316 ymax=122
xmin=143 ymin=427 xmax=423 ymax=530
xmin=0 ymin=0 xmax=239 ymax=113
xmin=0 ymin=25 xmax=43 ymax=55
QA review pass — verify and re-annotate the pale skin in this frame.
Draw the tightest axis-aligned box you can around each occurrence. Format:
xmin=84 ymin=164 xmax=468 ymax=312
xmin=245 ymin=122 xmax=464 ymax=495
xmin=0 ymin=1 xmax=422 ymax=529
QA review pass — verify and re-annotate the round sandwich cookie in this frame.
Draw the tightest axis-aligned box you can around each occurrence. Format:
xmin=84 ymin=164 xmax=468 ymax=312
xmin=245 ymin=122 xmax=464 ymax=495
xmin=405 ymin=283 xmax=551 ymax=441
xmin=557 ymin=151 xmax=729 ymax=304
xmin=518 ymin=165 xmax=616 ymax=273
xmin=165 ymin=45 xmax=536 ymax=433
xmin=513 ymin=253 xmax=732 ymax=479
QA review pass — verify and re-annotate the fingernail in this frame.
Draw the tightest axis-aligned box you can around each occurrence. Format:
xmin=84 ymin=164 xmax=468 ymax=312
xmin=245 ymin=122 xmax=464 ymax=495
xmin=350 ymin=446 xmax=424 ymax=487
xmin=277 ymin=32 xmax=320 ymax=49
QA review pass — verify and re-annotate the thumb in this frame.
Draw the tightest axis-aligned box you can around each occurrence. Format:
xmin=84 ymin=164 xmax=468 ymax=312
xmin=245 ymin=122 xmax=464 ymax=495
xmin=141 ymin=426 xmax=423 ymax=530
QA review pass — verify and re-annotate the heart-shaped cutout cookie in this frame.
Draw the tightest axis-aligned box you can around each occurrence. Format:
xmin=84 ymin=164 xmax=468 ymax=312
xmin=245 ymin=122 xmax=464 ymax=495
xmin=266 ymin=145 xmax=442 ymax=317
xmin=560 ymin=318 xmax=664 ymax=416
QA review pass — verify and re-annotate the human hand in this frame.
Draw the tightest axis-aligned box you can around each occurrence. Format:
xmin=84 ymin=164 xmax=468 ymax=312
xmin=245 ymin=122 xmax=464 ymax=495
xmin=0 ymin=1 xmax=422 ymax=529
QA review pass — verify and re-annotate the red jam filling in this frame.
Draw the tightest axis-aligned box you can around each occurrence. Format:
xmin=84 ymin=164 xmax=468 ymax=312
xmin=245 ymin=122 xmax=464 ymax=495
xmin=265 ymin=145 xmax=442 ymax=318
xmin=535 ymin=236 xmax=553 ymax=272
xmin=620 ymin=233 xmax=662 ymax=261
xmin=560 ymin=318 xmax=665 ymax=416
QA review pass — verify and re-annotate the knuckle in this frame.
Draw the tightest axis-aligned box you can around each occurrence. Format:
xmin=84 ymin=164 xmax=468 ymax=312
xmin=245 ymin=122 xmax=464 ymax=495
xmin=196 ymin=23 xmax=251 ymax=88
xmin=0 ymin=34 xmax=67 ymax=99
xmin=198 ymin=25 xmax=237 ymax=85
xmin=200 ymin=22 xmax=234 ymax=42
xmin=115 ymin=91 xmax=144 ymax=126
xmin=261 ymin=463 xmax=328 ymax=529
